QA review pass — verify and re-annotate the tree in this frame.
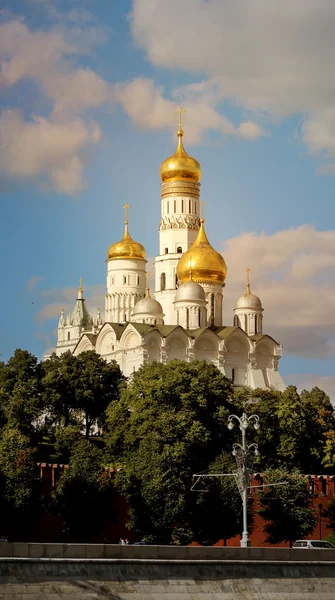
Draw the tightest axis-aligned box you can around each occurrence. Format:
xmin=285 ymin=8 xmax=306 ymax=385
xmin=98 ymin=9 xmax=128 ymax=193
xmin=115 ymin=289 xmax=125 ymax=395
xmin=52 ymin=425 xmax=83 ymax=463
xmin=277 ymin=386 xmax=335 ymax=472
xmin=0 ymin=428 xmax=42 ymax=538
xmin=191 ymin=452 xmax=246 ymax=546
xmin=42 ymin=352 xmax=80 ymax=428
xmin=258 ymin=468 xmax=317 ymax=546
xmin=75 ymin=351 xmax=125 ymax=438
xmin=53 ymin=439 xmax=115 ymax=541
xmin=0 ymin=350 xmax=44 ymax=437
xmin=42 ymin=351 xmax=124 ymax=437
xmin=105 ymin=360 xmax=234 ymax=544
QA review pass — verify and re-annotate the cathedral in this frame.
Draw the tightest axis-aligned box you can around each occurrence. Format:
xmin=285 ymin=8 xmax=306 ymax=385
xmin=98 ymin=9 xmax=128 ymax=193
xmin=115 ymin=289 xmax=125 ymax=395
xmin=55 ymin=113 xmax=285 ymax=391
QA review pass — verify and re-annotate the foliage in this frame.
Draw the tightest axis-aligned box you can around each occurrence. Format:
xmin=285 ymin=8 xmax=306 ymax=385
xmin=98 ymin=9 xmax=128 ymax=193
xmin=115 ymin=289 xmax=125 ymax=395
xmin=0 ymin=428 xmax=41 ymax=537
xmin=276 ymin=386 xmax=335 ymax=473
xmin=53 ymin=439 xmax=115 ymax=541
xmin=258 ymin=467 xmax=317 ymax=546
xmin=42 ymin=351 xmax=125 ymax=438
xmin=105 ymin=360 xmax=234 ymax=544
xmin=191 ymin=452 xmax=247 ymax=545
xmin=42 ymin=352 xmax=80 ymax=428
xmin=52 ymin=425 xmax=83 ymax=463
xmin=0 ymin=350 xmax=44 ymax=437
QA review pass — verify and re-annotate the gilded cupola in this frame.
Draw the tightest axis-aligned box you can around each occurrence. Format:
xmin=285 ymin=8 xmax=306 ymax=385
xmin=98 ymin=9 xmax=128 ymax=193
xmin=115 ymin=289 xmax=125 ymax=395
xmin=176 ymin=219 xmax=227 ymax=285
xmin=160 ymin=107 xmax=202 ymax=183
xmin=107 ymin=203 xmax=146 ymax=262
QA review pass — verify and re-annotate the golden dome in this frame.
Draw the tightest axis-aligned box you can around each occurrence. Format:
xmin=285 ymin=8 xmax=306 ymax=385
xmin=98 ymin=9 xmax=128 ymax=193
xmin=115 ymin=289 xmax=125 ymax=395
xmin=107 ymin=221 xmax=146 ymax=261
xmin=160 ymin=128 xmax=202 ymax=183
xmin=177 ymin=219 xmax=227 ymax=285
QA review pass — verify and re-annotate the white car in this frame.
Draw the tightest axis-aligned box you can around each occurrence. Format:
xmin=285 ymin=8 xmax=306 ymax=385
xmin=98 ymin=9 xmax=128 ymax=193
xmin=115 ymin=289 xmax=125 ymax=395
xmin=293 ymin=540 xmax=334 ymax=549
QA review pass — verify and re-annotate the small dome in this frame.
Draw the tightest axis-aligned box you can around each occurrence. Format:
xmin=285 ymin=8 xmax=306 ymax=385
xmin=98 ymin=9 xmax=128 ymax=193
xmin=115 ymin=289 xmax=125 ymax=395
xmin=174 ymin=281 xmax=206 ymax=303
xmin=235 ymin=291 xmax=262 ymax=310
xmin=160 ymin=128 xmax=201 ymax=183
xmin=177 ymin=220 xmax=227 ymax=285
xmin=132 ymin=294 xmax=164 ymax=316
xmin=107 ymin=222 xmax=146 ymax=262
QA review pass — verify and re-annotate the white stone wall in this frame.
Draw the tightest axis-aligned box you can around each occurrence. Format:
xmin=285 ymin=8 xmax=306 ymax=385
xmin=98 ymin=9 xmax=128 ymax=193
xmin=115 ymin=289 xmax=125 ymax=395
xmin=105 ymin=257 xmax=146 ymax=322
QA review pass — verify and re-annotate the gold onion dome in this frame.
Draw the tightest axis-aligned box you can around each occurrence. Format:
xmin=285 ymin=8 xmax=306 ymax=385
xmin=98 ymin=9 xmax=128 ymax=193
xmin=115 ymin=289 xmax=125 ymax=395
xmin=160 ymin=128 xmax=202 ymax=183
xmin=177 ymin=219 xmax=227 ymax=284
xmin=107 ymin=220 xmax=146 ymax=261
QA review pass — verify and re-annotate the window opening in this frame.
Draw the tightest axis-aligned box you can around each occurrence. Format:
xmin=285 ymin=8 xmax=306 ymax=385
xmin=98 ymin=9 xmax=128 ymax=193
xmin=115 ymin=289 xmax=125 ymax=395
xmin=232 ymin=368 xmax=235 ymax=383
xmin=161 ymin=273 xmax=166 ymax=291
xmin=165 ymin=247 xmax=168 ymax=254
xmin=67 ymin=332 xmax=70 ymax=341
xmin=177 ymin=246 xmax=182 ymax=253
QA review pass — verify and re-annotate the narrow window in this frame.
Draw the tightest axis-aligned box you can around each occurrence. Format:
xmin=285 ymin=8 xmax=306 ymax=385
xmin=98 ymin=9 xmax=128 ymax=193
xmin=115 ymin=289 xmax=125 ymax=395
xmin=233 ymin=315 xmax=238 ymax=326
xmin=177 ymin=246 xmax=182 ymax=253
xmin=255 ymin=315 xmax=258 ymax=334
xmin=124 ymin=313 xmax=127 ymax=322
xmin=165 ymin=247 xmax=168 ymax=254
xmin=174 ymin=199 xmax=176 ymax=212
xmin=232 ymin=368 xmax=235 ymax=383
xmin=136 ymin=275 xmax=140 ymax=285
xmin=198 ymin=308 xmax=201 ymax=327
xmin=189 ymin=200 xmax=191 ymax=213
xmin=167 ymin=201 xmax=169 ymax=213
xmin=111 ymin=275 xmax=115 ymax=286
xmin=161 ymin=273 xmax=166 ymax=291
xmin=186 ymin=308 xmax=189 ymax=329
xmin=67 ymin=332 xmax=70 ymax=341
xmin=211 ymin=294 xmax=215 ymax=325
xmin=181 ymin=199 xmax=184 ymax=212
xmin=244 ymin=314 xmax=248 ymax=331
xmin=123 ymin=275 xmax=126 ymax=285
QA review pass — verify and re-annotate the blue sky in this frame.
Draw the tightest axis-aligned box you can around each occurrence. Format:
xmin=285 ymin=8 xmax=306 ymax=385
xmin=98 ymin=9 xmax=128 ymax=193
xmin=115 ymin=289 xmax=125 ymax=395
xmin=1 ymin=0 xmax=335 ymax=397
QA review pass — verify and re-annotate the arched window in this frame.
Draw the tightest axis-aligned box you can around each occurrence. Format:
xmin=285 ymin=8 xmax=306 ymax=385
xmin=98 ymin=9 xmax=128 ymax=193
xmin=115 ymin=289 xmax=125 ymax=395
xmin=165 ymin=247 xmax=168 ymax=254
xmin=174 ymin=200 xmax=176 ymax=212
xmin=198 ymin=308 xmax=201 ymax=327
xmin=233 ymin=315 xmax=238 ymax=326
xmin=177 ymin=246 xmax=182 ymax=253
xmin=123 ymin=275 xmax=126 ymax=285
xmin=244 ymin=314 xmax=248 ymax=331
xmin=189 ymin=200 xmax=191 ymax=213
xmin=161 ymin=273 xmax=166 ymax=291
xmin=254 ymin=314 xmax=258 ymax=334
xmin=231 ymin=368 xmax=235 ymax=383
xmin=136 ymin=274 xmax=140 ymax=285
xmin=186 ymin=308 xmax=189 ymax=329
xmin=181 ymin=199 xmax=184 ymax=212
xmin=67 ymin=332 xmax=70 ymax=341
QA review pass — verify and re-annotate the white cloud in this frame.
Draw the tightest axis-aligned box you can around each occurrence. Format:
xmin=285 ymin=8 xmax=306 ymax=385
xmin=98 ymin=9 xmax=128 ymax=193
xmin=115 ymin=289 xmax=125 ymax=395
xmin=131 ymin=0 xmax=335 ymax=164
xmin=0 ymin=18 xmax=109 ymax=194
xmin=36 ymin=283 xmax=105 ymax=322
xmin=0 ymin=110 xmax=100 ymax=194
xmin=26 ymin=275 xmax=43 ymax=293
xmin=114 ymin=77 xmax=264 ymax=144
xmin=222 ymin=225 xmax=335 ymax=358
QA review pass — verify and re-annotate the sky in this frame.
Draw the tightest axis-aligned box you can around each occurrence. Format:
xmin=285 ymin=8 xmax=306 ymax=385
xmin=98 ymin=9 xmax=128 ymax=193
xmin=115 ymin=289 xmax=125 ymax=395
xmin=1 ymin=0 xmax=335 ymax=397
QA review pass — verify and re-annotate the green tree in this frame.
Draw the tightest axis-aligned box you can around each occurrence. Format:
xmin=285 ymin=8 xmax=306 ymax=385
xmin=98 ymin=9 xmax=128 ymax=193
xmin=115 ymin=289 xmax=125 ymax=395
xmin=52 ymin=425 xmax=83 ymax=463
xmin=191 ymin=452 xmax=245 ymax=546
xmin=277 ymin=386 xmax=335 ymax=472
xmin=258 ymin=468 xmax=317 ymax=547
xmin=0 ymin=428 xmax=41 ymax=538
xmin=54 ymin=439 xmax=115 ymax=541
xmin=75 ymin=351 xmax=124 ymax=438
xmin=42 ymin=352 xmax=80 ymax=428
xmin=0 ymin=350 xmax=44 ymax=437
xmin=105 ymin=360 xmax=234 ymax=544
xmin=42 ymin=351 xmax=124 ymax=437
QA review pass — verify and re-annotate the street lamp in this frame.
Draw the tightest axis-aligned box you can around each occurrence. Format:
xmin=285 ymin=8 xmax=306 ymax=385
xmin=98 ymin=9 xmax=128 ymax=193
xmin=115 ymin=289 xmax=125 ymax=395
xmin=228 ymin=412 xmax=260 ymax=548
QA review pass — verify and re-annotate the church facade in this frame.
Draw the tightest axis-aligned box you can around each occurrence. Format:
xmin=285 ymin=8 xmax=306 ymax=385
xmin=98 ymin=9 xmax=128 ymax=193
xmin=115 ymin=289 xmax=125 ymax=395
xmin=55 ymin=116 xmax=285 ymax=391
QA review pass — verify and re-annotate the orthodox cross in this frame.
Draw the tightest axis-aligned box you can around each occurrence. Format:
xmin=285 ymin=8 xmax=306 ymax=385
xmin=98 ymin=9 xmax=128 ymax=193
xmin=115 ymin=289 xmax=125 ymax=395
xmin=123 ymin=203 xmax=130 ymax=223
xmin=246 ymin=268 xmax=251 ymax=293
xmin=175 ymin=106 xmax=187 ymax=130
xmin=200 ymin=200 xmax=205 ymax=220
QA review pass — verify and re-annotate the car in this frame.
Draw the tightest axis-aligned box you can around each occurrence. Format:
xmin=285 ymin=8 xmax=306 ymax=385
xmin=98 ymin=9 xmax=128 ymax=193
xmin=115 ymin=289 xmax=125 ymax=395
xmin=293 ymin=540 xmax=334 ymax=549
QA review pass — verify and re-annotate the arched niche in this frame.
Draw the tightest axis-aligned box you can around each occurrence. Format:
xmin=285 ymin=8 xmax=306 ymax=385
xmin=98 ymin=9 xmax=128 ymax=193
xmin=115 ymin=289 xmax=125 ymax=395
xmin=95 ymin=324 xmax=118 ymax=356
xmin=73 ymin=335 xmax=95 ymax=356
xmin=166 ymin=329 xmax=189 ymax=361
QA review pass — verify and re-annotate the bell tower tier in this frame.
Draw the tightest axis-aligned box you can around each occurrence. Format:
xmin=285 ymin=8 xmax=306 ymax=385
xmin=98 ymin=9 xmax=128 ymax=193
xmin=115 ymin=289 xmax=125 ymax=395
xmin=155 ymin=180 xmax=201 ymax=325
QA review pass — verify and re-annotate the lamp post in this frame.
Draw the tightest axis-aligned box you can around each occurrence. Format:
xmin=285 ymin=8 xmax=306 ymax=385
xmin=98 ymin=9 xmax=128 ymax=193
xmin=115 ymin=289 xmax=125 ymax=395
xmin=228 ymin=412 xmax=260 ymax=548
